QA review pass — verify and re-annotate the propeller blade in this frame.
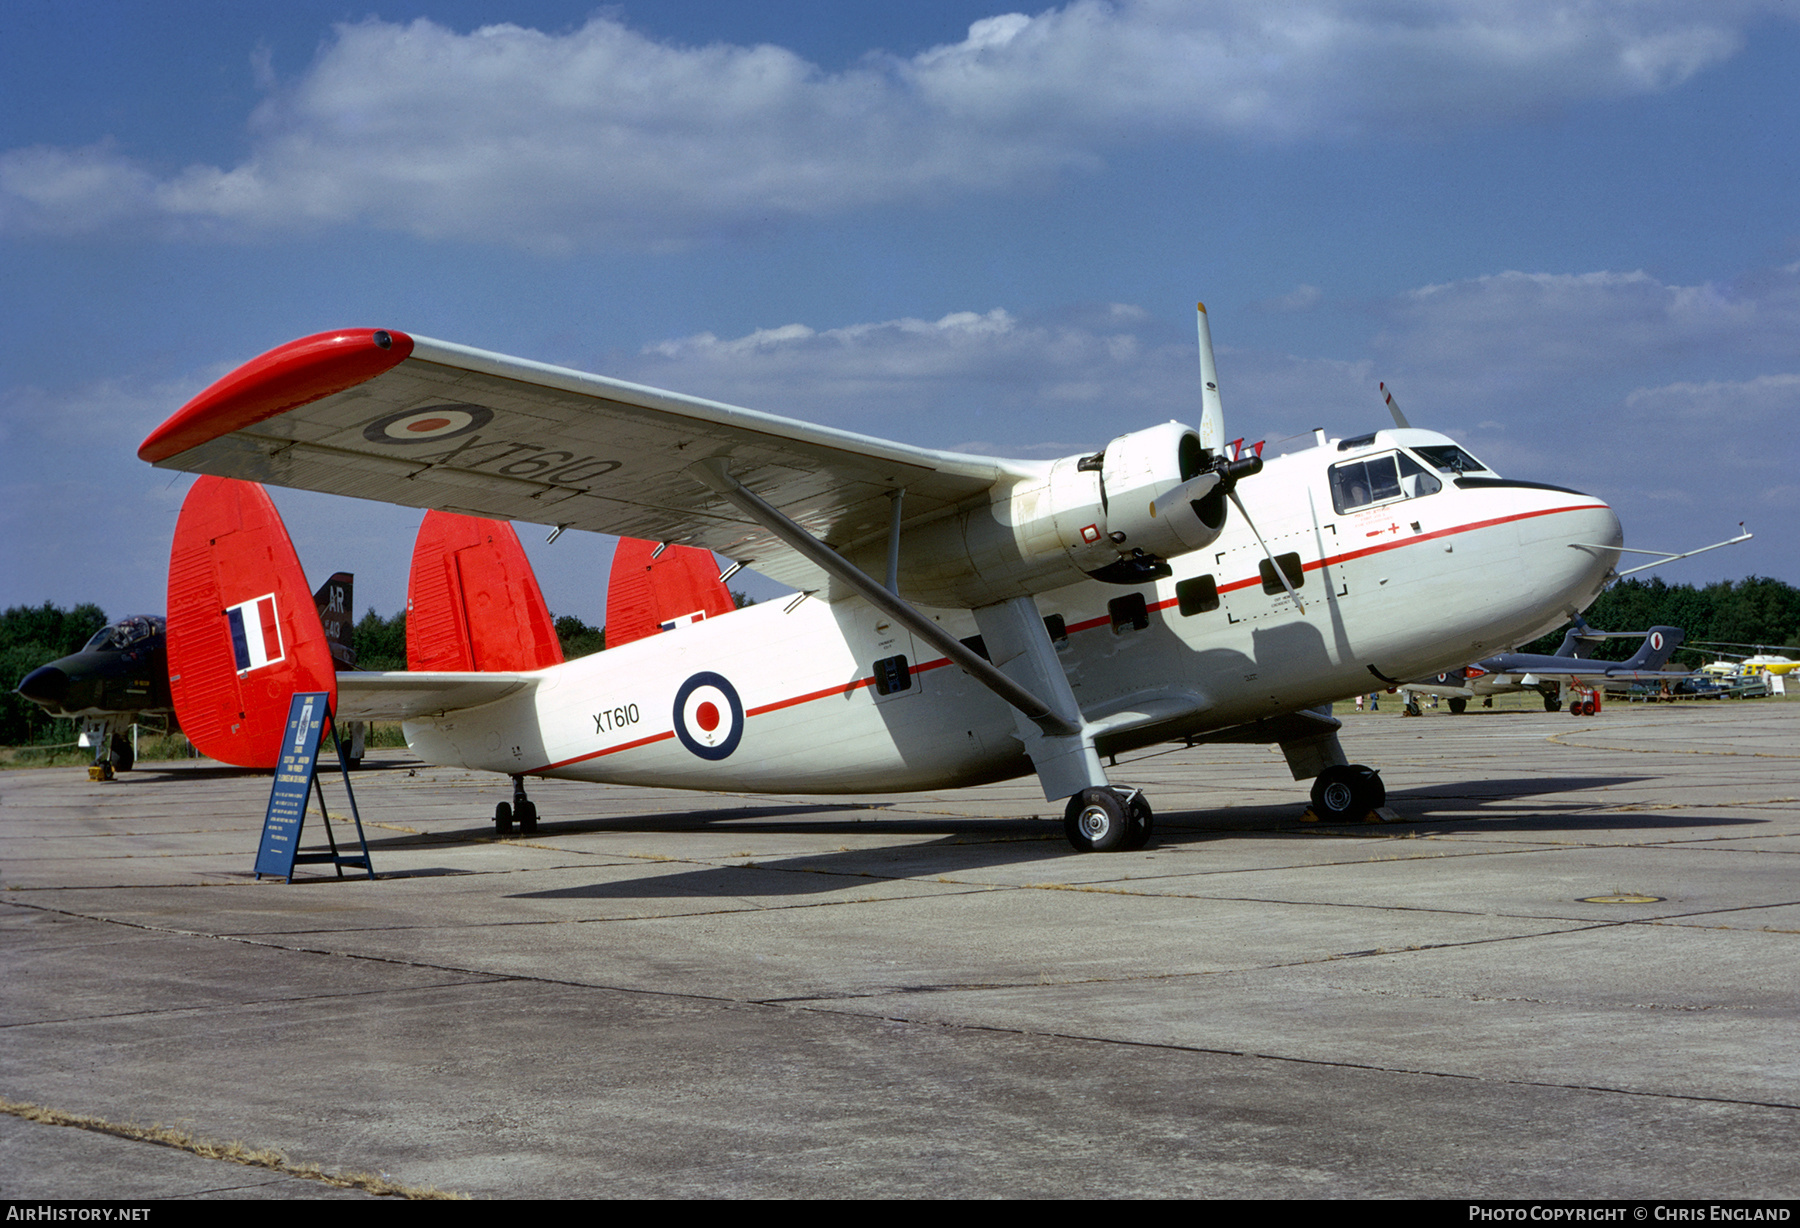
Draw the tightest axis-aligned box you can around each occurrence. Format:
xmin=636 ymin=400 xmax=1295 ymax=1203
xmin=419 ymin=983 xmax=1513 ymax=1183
xmin=1149 ymin=470 xmax=1222 ymax=521
xmin=1227 ymin=487 xmax=1305 ymax=614
xmin=1380 ymin=382 xmax=1411 ymax=429
xmin=1196 ymin=303 xmax=1225 ymax=460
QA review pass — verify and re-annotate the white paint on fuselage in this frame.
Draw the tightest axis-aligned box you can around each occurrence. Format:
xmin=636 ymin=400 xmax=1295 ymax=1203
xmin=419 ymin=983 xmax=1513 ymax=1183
xmin=403 ymin=434 xmax=1622 ymax=795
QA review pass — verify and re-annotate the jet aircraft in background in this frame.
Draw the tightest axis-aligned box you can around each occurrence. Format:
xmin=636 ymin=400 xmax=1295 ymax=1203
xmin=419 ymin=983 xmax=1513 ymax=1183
xmin=1406 ymin=622 xmax=1689 ymax=716
xmin=137 ymin=305 xmax=1625 ymax=846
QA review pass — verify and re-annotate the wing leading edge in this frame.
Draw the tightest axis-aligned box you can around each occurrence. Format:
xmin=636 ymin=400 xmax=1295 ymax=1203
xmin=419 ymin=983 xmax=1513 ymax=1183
xmin=140 ymin=329 xmax=1022 ymax=596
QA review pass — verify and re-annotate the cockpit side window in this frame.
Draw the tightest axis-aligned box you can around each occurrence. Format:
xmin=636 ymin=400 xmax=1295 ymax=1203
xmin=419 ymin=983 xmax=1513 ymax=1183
xmin=1330 ymin=452 xmax=1439 ymax=514
xmin=1412 ymin=444 xmax=1489 ymax=476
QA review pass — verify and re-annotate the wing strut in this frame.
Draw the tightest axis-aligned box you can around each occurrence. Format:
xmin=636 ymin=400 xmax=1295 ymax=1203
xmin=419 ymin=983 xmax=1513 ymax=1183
xmin=687 ymin=459 xmax=1079 ymax=738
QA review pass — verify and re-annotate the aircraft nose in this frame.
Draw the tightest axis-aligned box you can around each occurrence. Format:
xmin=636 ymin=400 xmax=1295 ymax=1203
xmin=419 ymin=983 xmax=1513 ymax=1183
xmin=16 ymin=664 xmax=69 ymax=710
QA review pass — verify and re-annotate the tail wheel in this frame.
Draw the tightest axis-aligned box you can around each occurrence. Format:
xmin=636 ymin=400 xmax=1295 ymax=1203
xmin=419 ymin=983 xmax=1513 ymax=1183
xmin=1064 ymin=788 xmax=1130 ymax=852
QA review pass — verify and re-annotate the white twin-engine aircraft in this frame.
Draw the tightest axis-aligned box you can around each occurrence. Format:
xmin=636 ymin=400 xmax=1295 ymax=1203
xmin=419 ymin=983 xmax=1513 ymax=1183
xmin=139 ymin=306 xmax=1622 ymax=851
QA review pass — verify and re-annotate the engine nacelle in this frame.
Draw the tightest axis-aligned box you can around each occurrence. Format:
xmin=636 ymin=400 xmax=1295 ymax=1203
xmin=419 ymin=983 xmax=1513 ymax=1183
xmin=1097 ymin=421 xmax=1227 ymax=565
xmin=862 ymin=421 xmax=1229 ymax=609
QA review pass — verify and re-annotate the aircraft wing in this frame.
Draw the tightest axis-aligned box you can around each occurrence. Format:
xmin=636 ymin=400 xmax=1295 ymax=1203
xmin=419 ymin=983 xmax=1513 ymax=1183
xmin=336 ymin=671 xmax=536 ymax=721
xmin=139 ymin=329 xmax=1022 ymax=595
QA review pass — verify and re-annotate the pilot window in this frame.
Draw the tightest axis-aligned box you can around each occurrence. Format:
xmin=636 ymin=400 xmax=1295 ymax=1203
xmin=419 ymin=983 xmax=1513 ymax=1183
xmin=1259 ymin=553 xmax=1305 ymax=595
xmin=1109 ymin=593 xmax=1149 ymax=634
xmin=1412 ymin=444 xmax=1489 ymax=476
xmin=1177 ymin=575 xmax=1219 ymax=616
xmin=1329 ymin=452 xmax=1440 ymax=514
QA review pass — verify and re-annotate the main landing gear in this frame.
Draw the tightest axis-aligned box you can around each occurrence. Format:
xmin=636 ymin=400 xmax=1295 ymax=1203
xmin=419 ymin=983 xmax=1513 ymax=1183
xmin=493 ymin=774 xmax=538 ymax=835
xmin=1309 ymin=764 xmax=1386 ymax=822
xmin=1063 ymin=787 xmax=1154 ymax=852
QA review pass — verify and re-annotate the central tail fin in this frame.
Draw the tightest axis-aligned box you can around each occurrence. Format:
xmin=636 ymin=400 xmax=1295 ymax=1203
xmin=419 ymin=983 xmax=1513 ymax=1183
xmin=408 ymin=512 xmax=563 ymax=672
xmin=1623 ymin=627 xmax=1685 ymax=672
xmin=167 ymin=476 xmax=337 ymax=768
xmin=605 ymin=539 xmax=736 ymax=649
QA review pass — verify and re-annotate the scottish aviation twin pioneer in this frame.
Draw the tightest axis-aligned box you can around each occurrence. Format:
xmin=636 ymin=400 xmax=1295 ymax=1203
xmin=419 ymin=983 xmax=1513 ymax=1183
xmin=138 ymin=307 xmax=1623 ymax=849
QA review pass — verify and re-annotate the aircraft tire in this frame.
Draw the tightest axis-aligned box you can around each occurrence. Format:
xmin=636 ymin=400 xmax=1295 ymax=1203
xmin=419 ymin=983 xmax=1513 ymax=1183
xmin=1544 ymin=695 xmax=1562 ymax=713
xmin=1448 ymin=698 xmax=1467 ymax=715
xmin=1311 ymin=766 xmax=1360 ymax=820
xmin=1122 ymin=792 xmax=1154 ymax=851
xmin=494 ymin=802 xmax=514 ymax=835
xmin=517 ymin=799 xmax=538 ymax=834
xmin=1313 ymin=765 xmax=1383 ymax=820
xmin=1064 ymin=788 xmax=1130 ymax=853
xmin=108 ymin=735 xmax=133 ymax=773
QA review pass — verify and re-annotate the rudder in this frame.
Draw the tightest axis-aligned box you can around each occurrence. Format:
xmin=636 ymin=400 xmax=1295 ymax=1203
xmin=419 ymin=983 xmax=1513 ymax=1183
xmin=606 ymin=539 xmax=736 ymax=649
xmin=167 ymin=476 xmax=337 ymax=769
xmin=407 ymin=511 xmax=563 ymax=672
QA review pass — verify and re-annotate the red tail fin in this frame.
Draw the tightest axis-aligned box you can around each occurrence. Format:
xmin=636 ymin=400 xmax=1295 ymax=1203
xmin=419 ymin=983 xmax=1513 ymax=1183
xmin=167 ymin=477 xmax=337 ymax=769
xmin=407 ymin=512 xmax=563 ymax=672
xmin=605 ymin=539 xmax=736 ymax=649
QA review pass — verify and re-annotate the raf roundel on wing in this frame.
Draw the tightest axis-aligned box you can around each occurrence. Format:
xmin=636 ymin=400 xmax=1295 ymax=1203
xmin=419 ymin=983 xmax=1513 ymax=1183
xmin=363 ymin=404 xmax=493 ymax=444
xmin=673 ymin=672 xmax=744 ymax=761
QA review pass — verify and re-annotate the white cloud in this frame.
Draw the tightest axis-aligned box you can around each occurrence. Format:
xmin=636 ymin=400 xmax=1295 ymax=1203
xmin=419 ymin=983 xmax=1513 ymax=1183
xmin=1 ymin=2 xmax=1784 ymax=249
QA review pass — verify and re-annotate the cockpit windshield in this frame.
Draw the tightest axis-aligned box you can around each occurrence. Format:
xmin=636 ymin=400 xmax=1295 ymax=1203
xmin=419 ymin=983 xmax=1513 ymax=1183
xmin=1329 ymin=452 xmax=1441 ymax=515
xmin=83 ymin=615 xmax=164 ymax=652
xmin=1412 ymin=444 xmax=1490 ymax=476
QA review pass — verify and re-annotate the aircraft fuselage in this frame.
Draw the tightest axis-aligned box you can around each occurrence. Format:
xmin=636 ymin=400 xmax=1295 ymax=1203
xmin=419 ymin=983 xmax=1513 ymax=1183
xmin=401 ymin=429 xmax=1622 ymax=795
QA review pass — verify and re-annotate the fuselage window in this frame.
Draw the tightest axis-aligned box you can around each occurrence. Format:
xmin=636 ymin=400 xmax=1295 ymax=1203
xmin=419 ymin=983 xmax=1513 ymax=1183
xmin=1330 ymin=452 xmax=1440 ymax=514
xmin=1109 ymin=593 xmax=1150 ymax=634
xmin=873 ymin=655 xmax=912 ymax=695
xmin=1259 ymin=553 xmax=1305 ymax=595
xmin=1177 ymin=575 xmax=1220 ymax=616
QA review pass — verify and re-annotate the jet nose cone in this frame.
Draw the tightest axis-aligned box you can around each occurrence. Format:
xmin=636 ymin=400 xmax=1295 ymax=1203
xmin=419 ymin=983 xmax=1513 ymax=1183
xmin=16 ymin=664 xmax=69 ymax=710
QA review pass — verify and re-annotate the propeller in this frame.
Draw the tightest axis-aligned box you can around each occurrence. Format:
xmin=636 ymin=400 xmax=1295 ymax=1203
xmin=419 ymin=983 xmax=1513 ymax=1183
xmin=1380 ymin=382 xmax=1411 ymax=429
xmin=1196 ymin=303 xmax=1303 ymax=613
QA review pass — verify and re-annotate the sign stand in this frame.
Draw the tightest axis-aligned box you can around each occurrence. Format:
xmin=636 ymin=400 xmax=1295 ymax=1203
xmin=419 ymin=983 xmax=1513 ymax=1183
xmin=254 ymin=691 xmax=375 ymax=883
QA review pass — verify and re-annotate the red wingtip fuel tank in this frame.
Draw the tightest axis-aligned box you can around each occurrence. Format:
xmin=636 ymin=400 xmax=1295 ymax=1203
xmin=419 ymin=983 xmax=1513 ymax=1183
xmin=605 ymin=539 xmax=737 ymax=649
xmin=408 ymin=512 xmax=564 ymax=672
xmin=139 ymin=329 xmax=413 ymax=464
xmin=167 ymin=476 xmax=338 ymax=768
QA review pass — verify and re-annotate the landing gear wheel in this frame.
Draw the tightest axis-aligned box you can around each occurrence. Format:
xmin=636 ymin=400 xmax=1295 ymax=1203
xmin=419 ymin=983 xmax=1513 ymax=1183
xmin=516 ymin=799 xmax=538 ymax=834
xmin=1544 ymin=694 xmax=1562 ymax=713
xmin=1064 ymin=788 xmax=1131 ymax=852
xmin=1122 ymin=792 xmax=1154 ymax=851
xmin=108 ymin=734 xmax=133 ymax=772
xmin=1311 ymin=764 xmax=1384 ymax=821
xmin=494 ymin=802 xmax=514 ymax=835
xmin=1448 ymin=698 xmax=1467 ymax=715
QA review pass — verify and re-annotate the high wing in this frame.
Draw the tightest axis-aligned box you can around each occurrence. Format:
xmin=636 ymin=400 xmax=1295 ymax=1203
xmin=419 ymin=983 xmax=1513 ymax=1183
xmin=139 ymin=329 xmax=1022 ymax=596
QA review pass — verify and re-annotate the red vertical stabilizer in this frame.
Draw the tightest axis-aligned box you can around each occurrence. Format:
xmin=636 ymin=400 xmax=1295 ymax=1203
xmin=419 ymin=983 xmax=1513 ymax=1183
xmin=605 ymin=539 xmax=737 ymax=649
xmin=167 ymin=476 xmax=337 ymax=769
xmin=407 ymin=512 xmax=564 ymax=672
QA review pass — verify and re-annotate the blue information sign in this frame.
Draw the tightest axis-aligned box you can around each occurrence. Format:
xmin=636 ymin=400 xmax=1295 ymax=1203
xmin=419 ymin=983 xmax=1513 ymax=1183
xmin=253 ymin=692 xmax=373 ymax=882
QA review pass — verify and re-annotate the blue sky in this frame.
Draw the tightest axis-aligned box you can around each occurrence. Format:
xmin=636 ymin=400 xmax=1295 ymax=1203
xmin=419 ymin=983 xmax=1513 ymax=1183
xmin=3 ymin=1 xmax=1796 ymax=626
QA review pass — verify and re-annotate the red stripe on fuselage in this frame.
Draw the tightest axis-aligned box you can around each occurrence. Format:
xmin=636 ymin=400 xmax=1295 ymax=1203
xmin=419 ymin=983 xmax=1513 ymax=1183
xmin=522 ymin=499 xmax=1603 ymax=776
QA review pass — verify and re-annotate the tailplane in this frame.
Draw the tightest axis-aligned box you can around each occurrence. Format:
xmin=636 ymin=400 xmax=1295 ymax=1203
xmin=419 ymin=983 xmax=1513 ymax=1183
xmin=167 ymin=476 xmax=337 ymax=769
xmin=407 ymin=512 xmax=564 ymax=672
